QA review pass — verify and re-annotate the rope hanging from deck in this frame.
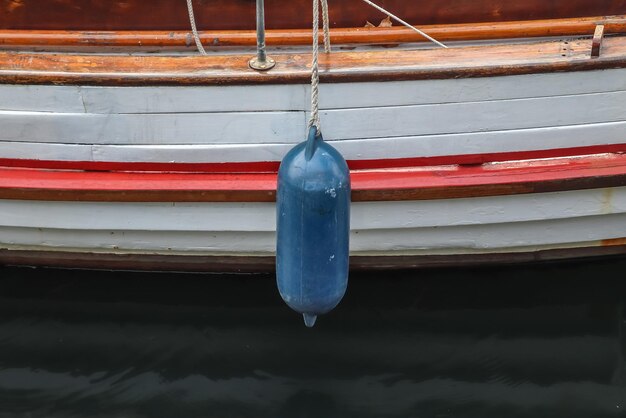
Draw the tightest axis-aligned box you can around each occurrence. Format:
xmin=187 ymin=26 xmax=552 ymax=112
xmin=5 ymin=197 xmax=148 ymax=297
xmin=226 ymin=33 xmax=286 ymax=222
xmin=186 ymin=0 xmax=207 ymax=55
xmin=320 ymin=0 xmax=331 ymax=54
xmin=359 ymin=0 xmax=448 ymax=48
xmin=186 ymin=0 xmax=443 ymax=58
xmin=309 ymin=0 xmax=331 ymax=131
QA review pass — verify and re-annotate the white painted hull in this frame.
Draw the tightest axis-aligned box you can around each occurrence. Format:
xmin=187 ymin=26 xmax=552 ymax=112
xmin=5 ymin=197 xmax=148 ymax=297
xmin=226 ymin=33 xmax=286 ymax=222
xmin=0 ymin=69 xmax=625 ymax=164
xmin=1 ymin=187 xmax=625 ymax=259
xmin=1 ymin=67 xmax=626 ymax=267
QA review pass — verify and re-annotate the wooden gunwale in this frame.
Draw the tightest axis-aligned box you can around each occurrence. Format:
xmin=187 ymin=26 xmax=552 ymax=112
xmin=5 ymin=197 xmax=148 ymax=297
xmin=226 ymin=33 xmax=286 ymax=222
xmin=1 ymin=16 xmax=625 ymax=49
xmin=0 ymin=153 xmax=625 ymax=203
xmin=1 ymin=36 xmax=626 ymax=86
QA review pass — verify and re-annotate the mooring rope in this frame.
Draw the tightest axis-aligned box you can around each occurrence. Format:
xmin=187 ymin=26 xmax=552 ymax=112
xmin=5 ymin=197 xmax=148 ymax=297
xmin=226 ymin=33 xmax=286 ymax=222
xmin=186 ymin=0 xmax=207 ymax=55
xmin=309 ymin=0 xmax=331 ymax=131
xmin=359 ymin=0 xmax=448 ymax=48
xmin=186 ymin=0 xmax=441 ymax=129
xmin=320 ymin=0 xmax=331 ymax=54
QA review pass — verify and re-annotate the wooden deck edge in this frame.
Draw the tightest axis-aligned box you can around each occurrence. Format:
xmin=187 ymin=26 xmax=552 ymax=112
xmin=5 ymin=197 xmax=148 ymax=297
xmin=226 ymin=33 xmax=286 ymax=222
xmin=1 ymin=153 xmax=625 ymax=202
xmin=2 ymin=245 xmax=626 ymax=272
xmin=1 ymin=37 xmax=625 ymax=85
xmin=1 ymin=16 xmax=625 ymax=49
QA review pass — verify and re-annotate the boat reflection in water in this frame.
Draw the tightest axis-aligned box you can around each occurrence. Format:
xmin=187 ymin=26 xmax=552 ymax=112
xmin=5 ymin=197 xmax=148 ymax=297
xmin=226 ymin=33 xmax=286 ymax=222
xmin=0 ymin=258 xmax=625 ymax=417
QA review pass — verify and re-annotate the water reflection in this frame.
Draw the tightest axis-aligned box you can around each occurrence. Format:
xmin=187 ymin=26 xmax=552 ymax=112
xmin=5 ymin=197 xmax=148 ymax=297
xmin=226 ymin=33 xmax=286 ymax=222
xmin=0 ymin=258 xmax=625 ymax=417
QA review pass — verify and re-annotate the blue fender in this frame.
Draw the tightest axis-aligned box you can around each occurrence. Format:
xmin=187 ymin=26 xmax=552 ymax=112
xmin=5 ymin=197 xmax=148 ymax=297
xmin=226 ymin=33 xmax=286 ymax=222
xmin=276 ymin=126 xmax=351 ymax=327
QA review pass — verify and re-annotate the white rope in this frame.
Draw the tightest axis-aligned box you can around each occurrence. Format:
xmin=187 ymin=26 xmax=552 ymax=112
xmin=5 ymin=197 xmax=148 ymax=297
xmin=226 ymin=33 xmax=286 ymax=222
xmin=320 ymin=0 xmax=331 ymax=53
xmin=359 ymin=0 xmax=448 ymax=48
xmin=309 ymin=0 xmax=331 ymax=131
xmin=186 ymin=0 xmax=207 ymax=55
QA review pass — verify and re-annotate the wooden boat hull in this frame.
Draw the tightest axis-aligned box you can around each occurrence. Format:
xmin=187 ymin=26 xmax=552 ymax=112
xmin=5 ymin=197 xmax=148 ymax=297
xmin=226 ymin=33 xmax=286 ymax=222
xmin=1 ymin=185 xmax=626 ymax=271
xmin=1 ymin=67 xmax=625 ymax=169
xmin=1 ymin=149 xmax=626 ymax=271
xmin=1 ymin=18 xmax=626 ymax=270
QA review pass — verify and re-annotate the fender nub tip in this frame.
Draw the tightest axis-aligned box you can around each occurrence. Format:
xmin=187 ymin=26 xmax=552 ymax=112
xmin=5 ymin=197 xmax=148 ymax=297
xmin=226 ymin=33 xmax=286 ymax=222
xmin=303 ymin=314 xmax=318 ymax=328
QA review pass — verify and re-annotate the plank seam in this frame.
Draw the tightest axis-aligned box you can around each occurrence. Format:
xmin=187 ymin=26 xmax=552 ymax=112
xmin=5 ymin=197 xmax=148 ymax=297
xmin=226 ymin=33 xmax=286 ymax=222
xmin=0 ymin=120 xmax=625 ymax=148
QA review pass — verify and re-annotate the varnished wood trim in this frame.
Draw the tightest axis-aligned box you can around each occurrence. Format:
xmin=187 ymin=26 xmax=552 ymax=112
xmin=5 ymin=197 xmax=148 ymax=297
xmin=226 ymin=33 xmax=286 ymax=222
xmin=1 ymin=16 xmax=625 ymax=49
xmin=1 ymin=153 xmax=625 ymax=202
xmin=0 ymin=188 xmax=279 ymax=203
xmin=2 ymin=245 xmax=626 ymax=272
xmin=592 ymin=24 xmax=606 ymax=57
xmin=1 ymin=37 xmax=626 ymax=86
xmin=353 ymin=174 xmax=626 ymax=202
xmin=603 ymin=237 xmax=626 ymax=246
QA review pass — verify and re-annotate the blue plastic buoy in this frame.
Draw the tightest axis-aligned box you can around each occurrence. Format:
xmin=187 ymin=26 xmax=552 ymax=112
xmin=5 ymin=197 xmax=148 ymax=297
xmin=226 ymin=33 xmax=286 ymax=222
xmin=276 ymin=126 xmax=351 ymax=327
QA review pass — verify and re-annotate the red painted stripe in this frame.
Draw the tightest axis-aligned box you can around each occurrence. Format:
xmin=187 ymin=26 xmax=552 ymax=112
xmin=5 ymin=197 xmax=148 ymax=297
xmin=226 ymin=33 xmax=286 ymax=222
xmin=348 ymin=144 xmax=626 ymax=170
xmin=1 ymin=143 xmax=625 ymax=173
xmin=353 ymin=154 xmax=626 ymax=190
xmin=0 ymin=153 xmax=625 ymax=195
xmin=0 ymin=159 xmax=281 ymax=173
xmin=0 ymin=168 xmax=277 ymax=192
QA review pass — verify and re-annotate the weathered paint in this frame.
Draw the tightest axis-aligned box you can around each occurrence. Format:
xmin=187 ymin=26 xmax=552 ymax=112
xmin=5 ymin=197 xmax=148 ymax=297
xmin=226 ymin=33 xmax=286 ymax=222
xmin=4 ymin=69 xmax=626 ymax=113
xmin=1 ymin=191 xmax=626 ymax=255
xmin=2 ymin=91 xmax=625 ymax=145
xmin=601 ymin=237 xmax=626 ymax=246
xmin=1 ymin=142 xmax=626 ymax=172
xmin=0 ymin=68 xmax=625 ymax=168
xmin=0 ymin=153 xmax=626 ymax=202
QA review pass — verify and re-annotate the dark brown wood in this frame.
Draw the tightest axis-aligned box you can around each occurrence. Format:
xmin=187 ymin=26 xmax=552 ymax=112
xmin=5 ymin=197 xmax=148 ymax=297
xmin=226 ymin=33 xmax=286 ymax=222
xmin=0 ymin=249 xmax=276 ymax=273
xmin=0 ymin=188 xmax=279 ymax=203
xmin=351 ymin=174 xmax=626 ymax=202
xmin=350 ymin=246 xmax=626 ymax=270
xmin=2 ymin=245 xmax=626 ymax=272
xmin=592 ymin=24 xmax=606 ymax=57
xmin=1 ymin=0 xmax=625 ymax=31
xmin=1 ymin=36 xmax=626 ymax=86
xmin=1 ymin=16 xmax=625 ymax=50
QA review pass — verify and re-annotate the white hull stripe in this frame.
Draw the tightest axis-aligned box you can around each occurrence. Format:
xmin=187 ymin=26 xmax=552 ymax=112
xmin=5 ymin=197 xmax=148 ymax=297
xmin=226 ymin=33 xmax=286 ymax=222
xmin=3 ymin=69 xmax=626 ymax=114
xmin=1 ymin=187 xmax=625 ymax=255
xmin=0 ymin=122 xmax=625 ymax=164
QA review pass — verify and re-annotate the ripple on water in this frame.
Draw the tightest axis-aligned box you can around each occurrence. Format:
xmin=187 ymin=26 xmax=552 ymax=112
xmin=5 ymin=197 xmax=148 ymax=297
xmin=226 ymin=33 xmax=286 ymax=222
xmin=0 ymin=259 xmax=624 ymax=417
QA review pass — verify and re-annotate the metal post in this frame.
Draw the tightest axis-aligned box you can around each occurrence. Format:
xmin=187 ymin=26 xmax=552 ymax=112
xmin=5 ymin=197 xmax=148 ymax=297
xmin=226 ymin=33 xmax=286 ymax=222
xmin=249 ymin=0 xmax=276 ymax=71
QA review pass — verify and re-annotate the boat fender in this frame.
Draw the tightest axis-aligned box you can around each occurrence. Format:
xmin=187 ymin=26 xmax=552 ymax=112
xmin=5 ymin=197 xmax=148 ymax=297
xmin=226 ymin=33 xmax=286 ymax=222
xmin=276 ymin=126 xmax=351 ymax=327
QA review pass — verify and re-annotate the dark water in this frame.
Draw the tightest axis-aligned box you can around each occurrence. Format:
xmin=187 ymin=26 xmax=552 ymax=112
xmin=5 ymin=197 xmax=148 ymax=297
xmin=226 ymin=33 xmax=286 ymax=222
xmin=0 ymin=258 xmax=625 ymax=418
